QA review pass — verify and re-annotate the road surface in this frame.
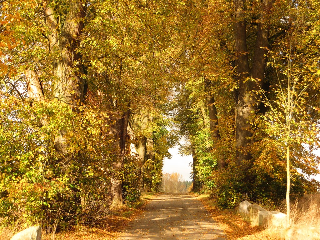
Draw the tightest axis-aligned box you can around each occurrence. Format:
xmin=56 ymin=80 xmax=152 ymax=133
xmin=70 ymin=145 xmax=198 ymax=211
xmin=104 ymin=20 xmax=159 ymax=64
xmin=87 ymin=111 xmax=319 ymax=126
xmin=118 ymin=194 xmax=226 ymax=240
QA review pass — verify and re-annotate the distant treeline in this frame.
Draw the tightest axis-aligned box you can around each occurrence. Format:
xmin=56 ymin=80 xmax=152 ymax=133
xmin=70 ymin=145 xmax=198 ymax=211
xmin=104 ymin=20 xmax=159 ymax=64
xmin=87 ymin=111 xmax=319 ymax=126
xmin=162 ymin=173 xmax=192 ymax=194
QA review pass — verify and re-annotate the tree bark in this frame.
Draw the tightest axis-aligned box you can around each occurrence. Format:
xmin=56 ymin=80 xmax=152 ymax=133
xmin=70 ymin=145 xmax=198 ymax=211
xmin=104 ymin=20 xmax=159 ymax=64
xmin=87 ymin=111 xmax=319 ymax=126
xmin=110 ymin=111 xmax=130 ymax=208
xmin=25 ymin=70 xmax=48 ymax=128
xmin=208 ymin=96 xmax=220 ymax=140
xmin=52 ymin=1 xmax=87 ymax=106
xmin=191 ymin=145 xmax=201 ymax=192
xmin=136 ymin=136 xmax=147 ymax=164
xmin=110 ymin=161 xmax=124 ymax=209
xmin=234 ymin=0 xmax=252 ymax=164
xmin=251 ymin=23 xmax=268 ymax=82
xmin=45 ymin=2 xmax=87 ymax=153
xmin=234 ymin=0 xmax=270 ymax=164
xmin=44 ymin=4 xmax=58 ymax=50
xmin=207 ymin=96 xmax=225 ymax=169
xmin=135 ymin=136 xmax=147 ymax=189
xmin=26 ymin=70 xmax=44 ymax=101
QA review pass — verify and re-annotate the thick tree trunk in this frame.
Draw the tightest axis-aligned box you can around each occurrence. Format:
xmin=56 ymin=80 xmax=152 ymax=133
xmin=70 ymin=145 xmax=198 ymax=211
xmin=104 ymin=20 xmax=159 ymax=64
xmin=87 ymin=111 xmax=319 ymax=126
xmin=234 ymin=0 xmax=252 ymax=164
xmin=234 ymin=0 xmax=269 ymax=164
xmin=208 ymin=96 xmax=220 ymax=140
xmin=136 ymin=136 xmax=147 ymax=163
xmin=207 ymin=96 xmax=225 ymax=169
xmin=251 ymin=23 xmax=268 ymax=81
xmin=110 ymin=111 xmax=130 ymax=209
xmin=26 ymin=70 xmax=44 ymax=101
xmin=45 ymin=2 xmax=87 ymax=153
xmin=135 ymin=136 xmax=147 ymax=188
xmin=191 ymin=145 xmax=201 ymax=192
xmin=44 ymin=5 xmax=58 ymax=50
xmin=25 ymin=69 xmax=47 ymax=129
xmin=53 ymin=2 xmax=87 ymax=106
xmin=110 ymin=161 xmax=124 ymax=208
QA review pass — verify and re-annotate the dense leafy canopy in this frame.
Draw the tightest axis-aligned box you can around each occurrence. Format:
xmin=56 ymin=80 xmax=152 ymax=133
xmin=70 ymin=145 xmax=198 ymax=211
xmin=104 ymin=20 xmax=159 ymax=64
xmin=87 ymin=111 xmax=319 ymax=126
xmin=0 ymin=0 xmax=320 ymax=232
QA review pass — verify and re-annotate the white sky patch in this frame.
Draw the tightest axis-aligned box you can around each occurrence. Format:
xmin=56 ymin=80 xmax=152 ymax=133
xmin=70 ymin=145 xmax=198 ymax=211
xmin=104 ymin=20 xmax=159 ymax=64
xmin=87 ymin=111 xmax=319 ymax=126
xmin=130 ymin=143 xmax=137 ymax=155
xmin=311 ymin=148 xmax=320 ymax=182
xmin=162 ymin=145 xmax=193 ymax=182
xmin=296 ymin=146 xmax=320 ymax=182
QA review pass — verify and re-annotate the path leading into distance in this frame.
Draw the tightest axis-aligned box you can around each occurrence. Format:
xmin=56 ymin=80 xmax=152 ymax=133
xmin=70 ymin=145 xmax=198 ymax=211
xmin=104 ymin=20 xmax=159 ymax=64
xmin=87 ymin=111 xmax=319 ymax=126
xmin=118 ymin=194 xmax=226 ymax=240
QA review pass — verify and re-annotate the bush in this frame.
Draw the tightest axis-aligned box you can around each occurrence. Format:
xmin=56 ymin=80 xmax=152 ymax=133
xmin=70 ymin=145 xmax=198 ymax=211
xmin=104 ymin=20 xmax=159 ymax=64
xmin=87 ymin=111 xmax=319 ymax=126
xmin=122 ymin=157 xmax=141 ymax=205
xmin=0 ymin=100 xmax=115 ymax=232
xmin=212 ymin=166 xmax=245 ymax=209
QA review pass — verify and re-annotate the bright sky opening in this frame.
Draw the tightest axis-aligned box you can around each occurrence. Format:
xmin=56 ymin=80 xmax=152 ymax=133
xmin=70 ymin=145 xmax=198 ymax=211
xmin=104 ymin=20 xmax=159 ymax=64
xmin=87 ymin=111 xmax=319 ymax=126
xmin=162 ymin=145 xmax=193 ymax=182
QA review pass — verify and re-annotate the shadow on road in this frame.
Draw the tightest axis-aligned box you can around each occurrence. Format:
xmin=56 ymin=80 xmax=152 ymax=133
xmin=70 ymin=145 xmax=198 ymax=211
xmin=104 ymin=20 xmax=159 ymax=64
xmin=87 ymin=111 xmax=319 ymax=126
xmin=118 ymin=194 xmax=225 ymax=240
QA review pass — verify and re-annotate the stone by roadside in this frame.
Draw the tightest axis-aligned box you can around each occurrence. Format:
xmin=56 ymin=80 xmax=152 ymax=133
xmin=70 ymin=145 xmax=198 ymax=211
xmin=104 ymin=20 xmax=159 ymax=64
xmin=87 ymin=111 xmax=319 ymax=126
xmin=10 ymin=226 xmax=41 ymax=240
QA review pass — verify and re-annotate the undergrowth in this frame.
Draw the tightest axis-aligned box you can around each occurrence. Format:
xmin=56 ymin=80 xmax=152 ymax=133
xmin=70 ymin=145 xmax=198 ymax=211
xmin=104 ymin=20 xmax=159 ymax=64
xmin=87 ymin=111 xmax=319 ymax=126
xmin=0 ymin=193 xmax=152 ymax=240
xmin=198 ymin=193 xmax=320 ymax=240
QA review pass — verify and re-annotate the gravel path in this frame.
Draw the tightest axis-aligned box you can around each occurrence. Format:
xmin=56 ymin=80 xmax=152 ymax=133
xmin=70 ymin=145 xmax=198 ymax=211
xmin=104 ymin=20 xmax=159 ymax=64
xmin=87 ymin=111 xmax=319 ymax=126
xmin=118 ymin=194 xmax=226 ymax=240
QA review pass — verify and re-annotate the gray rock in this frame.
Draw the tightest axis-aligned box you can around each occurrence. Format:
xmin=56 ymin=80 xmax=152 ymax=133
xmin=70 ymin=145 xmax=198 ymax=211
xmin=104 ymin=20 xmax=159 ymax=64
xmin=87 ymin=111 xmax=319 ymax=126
xmin=10 ymin=226 xmax=41 ymax=240
xmin=238 ymin=200 xmax=252 ymax=220
xmin=248 ymin=204 xmax=269 ymax=226
xmin=238 ymin=201 xmax=288 ymax=228
xmin=257 ymin=209 xmax=270 ymax=227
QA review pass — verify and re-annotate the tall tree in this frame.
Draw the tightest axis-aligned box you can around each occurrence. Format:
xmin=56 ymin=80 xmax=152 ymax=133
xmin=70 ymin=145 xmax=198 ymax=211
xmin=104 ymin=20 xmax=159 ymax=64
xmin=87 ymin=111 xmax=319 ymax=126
xmin=0 ymin=0 xmax=180 ymax=226
xmin=234 ymin=0 xmax=271 ymax=164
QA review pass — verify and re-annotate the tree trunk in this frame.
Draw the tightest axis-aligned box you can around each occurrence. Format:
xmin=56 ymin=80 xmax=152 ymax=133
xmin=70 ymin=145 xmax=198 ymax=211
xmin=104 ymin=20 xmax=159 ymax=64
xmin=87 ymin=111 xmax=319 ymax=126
xmin=234 ymin=0 xmax=270 ymax=164
xmin=45 ymin=2 xmax=87 ymax=153
xmin=136 ymin=136 xmax=147 ymax=164
xmin=44 ymin=4 xmax=58 ymax=51
xmin=207 ymin=96 xmax=225 ymax=169
xmin=208 ymin=96 xmax=220 ymax=140
xmin=234 ymin=0 xmax=252 ymax=164
xmin=110 ymin=161 xmax=124 ymax=209
xmin=53 ymin=2 xmax=87 ymax=106
xmin=26 ymin=70 xmax=44 ymax=102
xmin=191 ymin=145 xmax=201 ymax=192
xmin=251 ymin=23 xmax=268 ymax=82
xmin=135 ymin=136 xmax=147 ymax=189
xmin=25 ymin=69 xmax=48 ymax=129
xmin=110 ymin=111 xmax=130 ymax=209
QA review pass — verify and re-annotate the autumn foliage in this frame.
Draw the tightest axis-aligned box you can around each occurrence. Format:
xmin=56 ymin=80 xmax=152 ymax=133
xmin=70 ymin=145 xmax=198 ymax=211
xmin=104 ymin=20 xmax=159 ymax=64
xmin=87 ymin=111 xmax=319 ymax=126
xmin=0 ymin=0 xmax=175 ymax=233
xmin=162 ymin=173 xmax=191 ymax=194
xmin=0 ymin=0 xmax=320 ymax=236
xmin=173 ymin=0 xmax=320 ymax=211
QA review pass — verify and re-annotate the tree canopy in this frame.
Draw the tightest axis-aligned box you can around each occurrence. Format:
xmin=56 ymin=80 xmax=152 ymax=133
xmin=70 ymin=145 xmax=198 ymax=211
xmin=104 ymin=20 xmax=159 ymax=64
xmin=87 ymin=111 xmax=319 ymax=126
xmin=0 ymin=0 xmax=320 ymax=232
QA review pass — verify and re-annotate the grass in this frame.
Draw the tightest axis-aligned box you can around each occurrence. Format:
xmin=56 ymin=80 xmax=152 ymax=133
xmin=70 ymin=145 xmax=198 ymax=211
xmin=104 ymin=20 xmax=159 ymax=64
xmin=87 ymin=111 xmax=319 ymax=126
xmin=0 ymin=193 xmax=156 ymax=240
xmin=3 ymin=192 xmax=319 ymax=239
xmin=286 ymin=193 xmax=320 ymax=240
xmin=41 ymin=209 xmax=134 ymax=240
xmin=196 ymin=194 xmax=268 ymax=239
xmin=197 ymin=193 xmax=320 ymax=240
xmin=41 ymin=194 xmax=156 ymax=240
xmin=0 ymin=209 xmax=133 ymax=240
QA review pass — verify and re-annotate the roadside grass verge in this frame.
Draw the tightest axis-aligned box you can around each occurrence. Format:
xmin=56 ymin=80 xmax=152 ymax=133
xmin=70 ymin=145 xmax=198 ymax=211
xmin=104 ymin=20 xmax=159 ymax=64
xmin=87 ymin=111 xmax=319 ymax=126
xmin=198 ymin=193 xmax=320 ymax=240
xmin=0 ymin=193 xmax=155 ymax=240
xmin=41 ymin=207 xmax=142 ymax=240
xmin=286 ymin=193 xmax=320 ymax=240
xmin=196 ymin=194 xmax=269 ymax=239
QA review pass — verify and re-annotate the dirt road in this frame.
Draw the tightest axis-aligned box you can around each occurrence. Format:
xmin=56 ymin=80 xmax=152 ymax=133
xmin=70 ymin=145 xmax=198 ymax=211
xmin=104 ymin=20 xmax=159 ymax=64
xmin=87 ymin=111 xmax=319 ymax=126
xmin=118 ymin=194 xmax=226 ymax=240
